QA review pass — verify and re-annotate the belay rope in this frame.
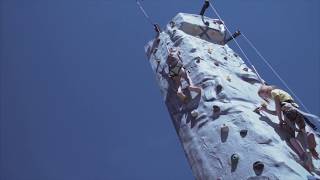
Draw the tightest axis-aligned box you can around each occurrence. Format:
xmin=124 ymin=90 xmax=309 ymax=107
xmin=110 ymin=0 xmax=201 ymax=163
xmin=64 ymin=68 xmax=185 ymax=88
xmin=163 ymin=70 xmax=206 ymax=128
xmin=136 ymin=0 xmax=170 ymax=54
xmin=208 ymin=1 xmax=264 ymax=84
xmin=136 ymin=0 xmax=154 ymax=27
xmin=210 ymin=0 xmax=311 ymax=113
xmin=207 ymin=0 xmax=312 ymax=114
xmin=240 ymin=32 xmax=312 ymax=114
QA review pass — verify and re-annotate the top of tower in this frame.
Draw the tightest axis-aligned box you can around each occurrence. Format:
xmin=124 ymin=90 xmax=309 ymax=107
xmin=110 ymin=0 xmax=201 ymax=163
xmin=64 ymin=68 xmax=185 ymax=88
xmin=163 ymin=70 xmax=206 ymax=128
xmin=168 ymin=13 xmax=226 ymax=44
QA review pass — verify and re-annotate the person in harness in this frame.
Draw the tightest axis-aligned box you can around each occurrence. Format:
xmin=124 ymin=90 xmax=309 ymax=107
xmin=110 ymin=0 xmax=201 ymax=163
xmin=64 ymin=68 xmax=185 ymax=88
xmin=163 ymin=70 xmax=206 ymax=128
xmin=257 ymin=84 xmax=319 ymax=171
xmin=166 ymin=48 xmax=201 ymax=102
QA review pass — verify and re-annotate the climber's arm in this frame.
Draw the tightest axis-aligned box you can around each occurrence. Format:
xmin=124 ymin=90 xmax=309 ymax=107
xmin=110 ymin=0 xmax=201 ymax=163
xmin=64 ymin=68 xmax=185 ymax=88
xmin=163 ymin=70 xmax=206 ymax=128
xmin=259 ymin=102 xmax=277 ymax=116
xmin=261 ymin=107 xmax=277 ymax=116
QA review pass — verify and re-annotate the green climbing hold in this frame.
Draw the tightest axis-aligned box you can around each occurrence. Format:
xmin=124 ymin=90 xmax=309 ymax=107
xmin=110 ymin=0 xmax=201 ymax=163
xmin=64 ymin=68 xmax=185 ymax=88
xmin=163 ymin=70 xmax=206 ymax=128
xmin=231 ymin=153 xmax=240 ymax=172
xmin=231 ymin=154 xmax=239 ymax=162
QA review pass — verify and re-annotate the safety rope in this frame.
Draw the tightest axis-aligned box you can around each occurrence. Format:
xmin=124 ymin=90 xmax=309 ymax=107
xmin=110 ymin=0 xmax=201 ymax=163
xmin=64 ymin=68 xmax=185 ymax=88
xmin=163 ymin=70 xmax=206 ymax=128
xmin=136 ymin=0 xmax=154 ymax=26
xmin=208 ymin=0 xmax=312 ymax=113
xmin=208 ymin=1 xmax=264 ymax=84
xmin=136 ymin=0 xmax=170 ymax=53
xmin=241 ymin=32 xmax=312 ymax=113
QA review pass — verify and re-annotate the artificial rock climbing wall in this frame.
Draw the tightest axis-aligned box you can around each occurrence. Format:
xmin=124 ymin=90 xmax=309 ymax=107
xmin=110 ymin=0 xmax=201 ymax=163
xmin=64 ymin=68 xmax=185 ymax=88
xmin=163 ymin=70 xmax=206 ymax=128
xmin=145 ymin=13 xmax=320 ymax=180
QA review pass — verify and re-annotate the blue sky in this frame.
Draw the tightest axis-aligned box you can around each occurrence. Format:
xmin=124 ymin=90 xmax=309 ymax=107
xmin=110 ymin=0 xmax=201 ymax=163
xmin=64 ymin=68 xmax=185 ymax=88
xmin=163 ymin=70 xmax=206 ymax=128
xmin=1 ymin=0 xmax=319 ymax=179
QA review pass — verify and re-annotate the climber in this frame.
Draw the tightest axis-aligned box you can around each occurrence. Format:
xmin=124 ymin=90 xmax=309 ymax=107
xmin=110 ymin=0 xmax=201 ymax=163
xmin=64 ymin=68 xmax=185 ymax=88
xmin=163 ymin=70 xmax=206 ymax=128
xmin=257 ymin=84 xmax=319 ymax=170
xmin=166 ymin=48 xmax=201 ymax=102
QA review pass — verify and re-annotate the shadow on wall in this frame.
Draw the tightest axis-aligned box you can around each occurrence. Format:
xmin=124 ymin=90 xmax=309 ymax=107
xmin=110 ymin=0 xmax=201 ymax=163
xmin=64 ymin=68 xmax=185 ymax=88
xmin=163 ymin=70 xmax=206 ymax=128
xmin=159 ymin=68 xmax=202 ymax=132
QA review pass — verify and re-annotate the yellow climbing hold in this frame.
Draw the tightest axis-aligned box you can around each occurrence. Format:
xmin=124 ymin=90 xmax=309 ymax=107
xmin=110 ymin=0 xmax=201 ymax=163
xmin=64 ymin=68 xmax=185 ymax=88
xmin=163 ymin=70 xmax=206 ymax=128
xmin=207 ymin=48 xmax=213 ymax=54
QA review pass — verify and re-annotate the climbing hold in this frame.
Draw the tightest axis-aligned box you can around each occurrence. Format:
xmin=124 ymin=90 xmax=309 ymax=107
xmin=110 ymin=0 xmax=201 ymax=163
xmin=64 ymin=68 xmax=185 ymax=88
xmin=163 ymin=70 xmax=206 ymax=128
xmin=224 ymin=57 xmax=228 ymax=60
xmin=240 ymin=129 xmax=248 ymax=138
xmin=221 ymin=124 xmax=229 ymax=133
xmin=214 ymin=62 xmax=219 ymax=66
xmin=221 ymin=124 xmax=229 ymax=143
xmin=191 ymin=110 xmax=199 ymax=118
xmin=226 ymin=75 xmax=231 ymax=82
xmin=213 ymin=105 xmax=221 ymax=114
xmin=253 ymin=107 xmax=261 ymax=115
xmin=231 ymin=154 xmax=239 ymax=162
xmin=215 ymin=84 xmax=223 ymax=95
xmin=231 ymin=153 xmax=240 ymax=172
xmin=243 ymin=67 xmax=248 ymax=72
xmin=172 ymin=29 xmax=177 ymax=36
xmin=208 ymin=48 xmax=213 ymax=54
xmin=253 ymin=161 xmax=264 ymax=176
xmin=234 ymin=53 xmax=238 ymax=57
xmin=190 ymin=48 xmax=197 ymax=53
xmin=195 ymin=57 xmax=202 ymax=64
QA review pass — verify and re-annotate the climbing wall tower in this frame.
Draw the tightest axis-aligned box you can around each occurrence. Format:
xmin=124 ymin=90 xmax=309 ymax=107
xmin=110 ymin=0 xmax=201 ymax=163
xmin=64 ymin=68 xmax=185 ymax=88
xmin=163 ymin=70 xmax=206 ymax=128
xmin=145 ymin=13 xmax=320 ymax=180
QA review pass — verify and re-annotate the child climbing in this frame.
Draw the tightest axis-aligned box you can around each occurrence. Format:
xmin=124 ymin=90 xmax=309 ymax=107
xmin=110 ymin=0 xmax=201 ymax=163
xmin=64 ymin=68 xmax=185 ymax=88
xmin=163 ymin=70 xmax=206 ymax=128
xmin=257 ymin=84 xmax=319 ymax=171
xmin=166 ymin=48 xmax=201 ymax=102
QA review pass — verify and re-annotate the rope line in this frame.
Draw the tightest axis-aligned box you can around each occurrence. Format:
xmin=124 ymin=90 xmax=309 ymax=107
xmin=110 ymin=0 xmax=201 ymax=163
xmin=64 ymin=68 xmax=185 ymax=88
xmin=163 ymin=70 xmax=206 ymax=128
xmin=136 ymin=0 xmax=170 ymax=53
xmin=136 ymin=0 xmax=154 ymax=26
xmin=208 ymin=1 xmax=312 ymax=113
xmin=136 ymin=0 xmax=312 ymax=114
xmin=241 ymin=32 xmax=312 ymax=113
xmin=208 ymin=1 xmax=264 ymax=84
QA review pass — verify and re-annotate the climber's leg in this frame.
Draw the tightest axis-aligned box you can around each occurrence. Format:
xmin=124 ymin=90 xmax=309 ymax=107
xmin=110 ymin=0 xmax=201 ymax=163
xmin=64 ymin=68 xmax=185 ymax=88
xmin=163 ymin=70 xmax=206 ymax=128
xmin=173 ymin=76 xmax=187 ymax=102
xmin=307 ymin=132 xmax=319 ymax=159
xmin=180 ymin=69 xmax=201 ymax=94
xmin=289 ymin=137 xmax=305 ymax=158
xmin=289 ymin=135 xmax=314 ymax=172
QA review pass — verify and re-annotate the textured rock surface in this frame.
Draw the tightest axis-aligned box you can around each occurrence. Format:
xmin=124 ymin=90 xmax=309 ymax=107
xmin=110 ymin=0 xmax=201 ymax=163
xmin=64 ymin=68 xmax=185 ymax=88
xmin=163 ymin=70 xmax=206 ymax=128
xmin=145 ymin=13 xmax=320 ymax=180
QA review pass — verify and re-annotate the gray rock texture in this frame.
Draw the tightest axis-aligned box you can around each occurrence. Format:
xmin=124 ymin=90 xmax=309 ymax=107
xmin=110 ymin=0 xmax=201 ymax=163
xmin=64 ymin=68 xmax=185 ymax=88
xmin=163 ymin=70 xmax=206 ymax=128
xmin=145 ymin=13 xmax=320 ymax=180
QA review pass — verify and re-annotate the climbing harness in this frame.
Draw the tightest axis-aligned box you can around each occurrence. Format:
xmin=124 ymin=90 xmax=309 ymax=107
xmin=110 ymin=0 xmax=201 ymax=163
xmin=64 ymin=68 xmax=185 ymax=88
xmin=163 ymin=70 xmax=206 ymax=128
xmin=169 ymin=62 xmax=183 ymax=77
